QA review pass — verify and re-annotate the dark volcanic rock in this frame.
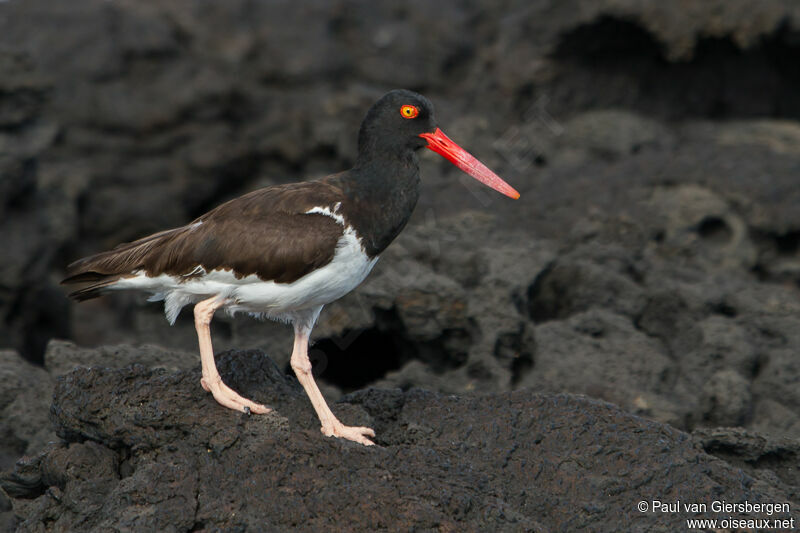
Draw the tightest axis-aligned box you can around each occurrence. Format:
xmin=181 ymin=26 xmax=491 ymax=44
xmin=0 ymin=0 xmax=798 ymax=437
xmin=0 ymin=341 xmax=199 ymax=476
xmin=0 ymin=351 xmax=795 ymax=532
xmin=0 ymin=351 xmax=55 ymax=473
xmin=43 ymin=339 xmax=196 ymax=377
xmin=3 ymin=0 xmax=800 ymax=528
xmin=693 ymin=427 xmax=800 ymax=502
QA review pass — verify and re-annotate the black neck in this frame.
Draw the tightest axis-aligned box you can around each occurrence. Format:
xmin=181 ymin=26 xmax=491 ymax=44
xmin=336 ymin=149 xmax=421 ymax=257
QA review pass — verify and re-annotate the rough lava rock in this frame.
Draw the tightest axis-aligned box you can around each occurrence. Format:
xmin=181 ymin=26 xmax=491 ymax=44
xmin=0 ymin=350 xmax=796 ymax=532
xmin=2 ymin=0 xmax=800 ymax=529
xmin=0 ymin=352 xmax=55 ymax=472
xmin=0 ymin=0 xmax=798 ymax=442
xmin=43 ymin=340 xmax=196 ymax=378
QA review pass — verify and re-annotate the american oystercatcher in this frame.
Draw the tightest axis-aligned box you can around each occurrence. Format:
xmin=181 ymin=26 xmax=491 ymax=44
xmin=62 ymin=90 xmax=519 ymax=445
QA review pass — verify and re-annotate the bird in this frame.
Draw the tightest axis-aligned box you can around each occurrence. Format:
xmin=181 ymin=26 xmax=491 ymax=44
xmin=61 ymin=89 xmax=520 ymax=446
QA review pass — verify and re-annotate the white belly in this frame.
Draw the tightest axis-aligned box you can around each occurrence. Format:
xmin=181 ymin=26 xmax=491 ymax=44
xmin=114 ymin=229 xmax=378 ymax=324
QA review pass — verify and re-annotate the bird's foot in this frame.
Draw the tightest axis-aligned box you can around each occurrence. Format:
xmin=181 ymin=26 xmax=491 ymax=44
xmin=321 ymin=421 xmax=376 ymax=446
xmin=200 ymin=376 xmax=271 ymax=414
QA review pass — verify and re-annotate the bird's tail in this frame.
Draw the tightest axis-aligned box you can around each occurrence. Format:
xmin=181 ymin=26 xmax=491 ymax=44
xmin=61 ymin=227 xmax=181 ymax=301
xmin=61 ymin=272 xmax=125 ymax=301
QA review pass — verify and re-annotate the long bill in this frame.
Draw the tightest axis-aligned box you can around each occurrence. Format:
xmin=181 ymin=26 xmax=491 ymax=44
xmin=419 ymin=127 xmax=520 ymax=199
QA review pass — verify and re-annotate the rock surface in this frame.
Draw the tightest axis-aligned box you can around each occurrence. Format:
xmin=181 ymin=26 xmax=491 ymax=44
xmin=0 ymin=352 xmax=53 ymax=472
xmin=0 ymin=351 xmax=796 ymax=532
xmin=2 ymin=0 xmax=800 ymax=530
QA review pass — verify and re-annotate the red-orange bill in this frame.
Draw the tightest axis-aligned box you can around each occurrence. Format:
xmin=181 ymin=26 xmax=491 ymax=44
xmin=419 ymin=127 xmax=520 ymax=200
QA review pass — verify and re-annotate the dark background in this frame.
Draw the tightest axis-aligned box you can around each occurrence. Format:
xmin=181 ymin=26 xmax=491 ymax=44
xmin=2 ymin=0 xmax=800 ymax=442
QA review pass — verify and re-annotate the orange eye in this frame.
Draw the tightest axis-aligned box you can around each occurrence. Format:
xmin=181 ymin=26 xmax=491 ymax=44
xmin=400 ymin=105 xmax=419 ymax=119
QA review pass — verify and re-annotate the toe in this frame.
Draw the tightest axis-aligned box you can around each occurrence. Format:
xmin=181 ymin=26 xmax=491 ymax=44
xmin=204 ymin=379 xmax=271 ymax=414
xmin=209 ymin=388 xmax=247 ymax=412
xmin=232 ymin=396 xmax=270 ymax=414
xmin=247 ymin=403 xmax=271 ymax=414
xmin=352 ymin=429 xmax=375 ymax=446
xmin=324 ymin=424 xmax=377 ymax=446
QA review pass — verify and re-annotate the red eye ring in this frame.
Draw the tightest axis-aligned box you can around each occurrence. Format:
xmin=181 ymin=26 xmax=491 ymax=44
xmin=400 ymin=105 xmax=419 ymax=119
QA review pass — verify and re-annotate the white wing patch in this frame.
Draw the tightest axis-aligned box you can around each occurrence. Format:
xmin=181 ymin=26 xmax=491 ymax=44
xmin=183 ymin=265 xmax=206 ymax=277
xmin=306 ymin=202 xmax=344 ymax=225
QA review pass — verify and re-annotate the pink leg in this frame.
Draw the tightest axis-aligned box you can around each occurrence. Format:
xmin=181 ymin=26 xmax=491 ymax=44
xmin=194 ymin=297 xmax=270 ymax=414
xmin=290 ymin=324 xmax=375 ymax=445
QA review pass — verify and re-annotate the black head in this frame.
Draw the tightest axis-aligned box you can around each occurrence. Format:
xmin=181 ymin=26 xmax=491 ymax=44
xmin=355 ymin=89 xmax=521 ymax=199
xmin=357 ymin=89 xmax=437 ymax=159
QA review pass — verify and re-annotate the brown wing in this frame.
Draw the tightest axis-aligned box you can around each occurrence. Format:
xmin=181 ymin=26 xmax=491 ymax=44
xmin=62 ymin=180 xmax=347 ymax=300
